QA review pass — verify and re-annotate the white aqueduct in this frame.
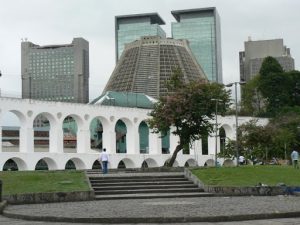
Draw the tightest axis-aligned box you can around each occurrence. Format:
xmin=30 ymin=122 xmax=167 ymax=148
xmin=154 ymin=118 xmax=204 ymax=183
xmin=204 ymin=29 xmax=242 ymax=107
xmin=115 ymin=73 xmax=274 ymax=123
xmin=0 ymin=97 xmax=268 ymax=171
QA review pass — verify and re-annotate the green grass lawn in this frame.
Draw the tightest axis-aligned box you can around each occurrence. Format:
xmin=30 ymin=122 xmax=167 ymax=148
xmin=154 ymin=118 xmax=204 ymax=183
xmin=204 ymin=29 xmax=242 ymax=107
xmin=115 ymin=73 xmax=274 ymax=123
xmin=192 ymin=165 xmax=300 ymax=187
xmin=0 ymin=170 xmax=90 ymax=195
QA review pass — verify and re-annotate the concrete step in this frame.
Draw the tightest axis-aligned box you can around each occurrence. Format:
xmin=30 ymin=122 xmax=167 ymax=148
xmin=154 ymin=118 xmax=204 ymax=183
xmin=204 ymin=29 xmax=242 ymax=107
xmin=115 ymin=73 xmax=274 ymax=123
xmin=90 ymin=180 xmax=194 ymax=186
xmin=86 ymin=169 xmax=137 ymax=174
xmin=89 ymin=177 xmax=187 ymax=183
xmin=88 ymin=172 xmax=207 ymax=200
xmin=89 ymin=175 xmax=185 ymax=180
xmin=93 ymin=184 xmax=198 ymax=191
xmin=95 ymin=187 xmax=202 ymax=195
xmin=94 ymin=192 xmax=214 ymax=200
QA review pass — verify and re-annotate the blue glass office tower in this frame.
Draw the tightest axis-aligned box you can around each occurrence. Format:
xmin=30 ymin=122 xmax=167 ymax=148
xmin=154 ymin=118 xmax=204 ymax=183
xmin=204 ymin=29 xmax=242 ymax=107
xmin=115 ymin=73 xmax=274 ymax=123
xmin=171 ymin=8 xmax=223 ymax=83
xmin=115 ymin=13 xmax=166 ymax=63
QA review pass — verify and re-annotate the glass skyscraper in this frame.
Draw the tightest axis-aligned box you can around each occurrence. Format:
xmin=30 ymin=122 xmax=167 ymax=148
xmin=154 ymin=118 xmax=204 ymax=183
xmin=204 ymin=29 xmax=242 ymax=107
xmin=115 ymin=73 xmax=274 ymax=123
xmin=171 ymin=8 xmax=223 ymax=83
xmin=21 ymin=38 xmax=89 ymax=103
xmin=115 ymin=13 xmax=166 ymax=63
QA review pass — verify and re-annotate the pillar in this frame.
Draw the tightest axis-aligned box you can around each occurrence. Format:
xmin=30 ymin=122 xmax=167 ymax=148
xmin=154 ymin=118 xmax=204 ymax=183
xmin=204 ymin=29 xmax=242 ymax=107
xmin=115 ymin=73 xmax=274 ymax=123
xmin=102 ymin=127 xmax=115 ymax=154
xmin=149 ymin=132 xmax=161 ymax=155
xmin=50 ymin=124 xmax=63 ymax=153
xmin=19 ymin=126 xmax=34 ymax=153
xmin=77 ymin=129 xmax=90 ymax=153
xmin=0 ymin=126 xmax=2 ymax=153
xmin=127 ymin=124 xmax=139 ymax=154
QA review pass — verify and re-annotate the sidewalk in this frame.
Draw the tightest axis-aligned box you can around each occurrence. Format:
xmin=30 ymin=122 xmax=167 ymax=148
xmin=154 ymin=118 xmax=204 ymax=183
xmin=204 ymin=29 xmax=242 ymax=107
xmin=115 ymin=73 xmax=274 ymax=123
xmin=3 ymin=195 xmax=300 ymax=223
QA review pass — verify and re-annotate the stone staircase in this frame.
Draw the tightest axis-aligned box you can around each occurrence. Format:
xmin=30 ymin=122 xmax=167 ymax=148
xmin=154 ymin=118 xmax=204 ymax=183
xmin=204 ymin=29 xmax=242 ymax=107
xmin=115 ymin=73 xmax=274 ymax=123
xmin=87 ymin=171 xmax=213 ymax=200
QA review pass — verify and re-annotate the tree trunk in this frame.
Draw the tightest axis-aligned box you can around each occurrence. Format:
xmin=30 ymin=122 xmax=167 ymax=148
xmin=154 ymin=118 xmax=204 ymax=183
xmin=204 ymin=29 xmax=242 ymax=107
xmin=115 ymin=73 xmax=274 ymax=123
xmin=167 ymin=144 xmax=183 ymax=167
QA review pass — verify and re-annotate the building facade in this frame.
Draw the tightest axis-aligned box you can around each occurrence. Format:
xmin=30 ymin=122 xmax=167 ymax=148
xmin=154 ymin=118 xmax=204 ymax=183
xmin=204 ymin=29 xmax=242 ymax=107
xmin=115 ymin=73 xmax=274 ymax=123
xmin=21 ymin=38 xmax=89 ymax=103
xmin=239 ymin=38 xmax=295 ymax=82
xmin=115 ymin=13 xmax=166 ymax=63
xmin=104 ymin=36 xmax=207 ymax=99
xmin=171 ymin=7 xmax=223 ymax=83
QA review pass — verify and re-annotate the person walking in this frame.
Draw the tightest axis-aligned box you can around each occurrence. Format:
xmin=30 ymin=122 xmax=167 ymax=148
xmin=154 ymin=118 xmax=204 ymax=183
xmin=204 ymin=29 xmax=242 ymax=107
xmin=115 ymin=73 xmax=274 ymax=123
xmin=99 ymin=148 xmax=109 ymax=174
xmin=239 ymin=155 xmax=245 ymax=165
xmin=291 ymin=149 xmax=299 ymax=169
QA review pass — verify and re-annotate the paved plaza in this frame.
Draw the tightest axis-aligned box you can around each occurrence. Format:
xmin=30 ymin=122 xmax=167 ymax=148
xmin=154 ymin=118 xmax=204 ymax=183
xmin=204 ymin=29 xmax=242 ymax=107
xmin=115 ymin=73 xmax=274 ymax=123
xmin=2 ymin=196 xmax=300 ymax=224
xmin=1 ymin=215 xmax=300 ymax=225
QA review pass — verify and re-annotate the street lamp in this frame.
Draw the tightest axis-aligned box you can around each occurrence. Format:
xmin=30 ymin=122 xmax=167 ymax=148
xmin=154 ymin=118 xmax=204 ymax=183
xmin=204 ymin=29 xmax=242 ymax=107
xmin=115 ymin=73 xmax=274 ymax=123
xmin=225 ymin=81 xmax=246 ymax=166
xmin=0 ymin=70 xmax=2 ymax=97
xmin=211 ymin=98 xmax=223 ymax=167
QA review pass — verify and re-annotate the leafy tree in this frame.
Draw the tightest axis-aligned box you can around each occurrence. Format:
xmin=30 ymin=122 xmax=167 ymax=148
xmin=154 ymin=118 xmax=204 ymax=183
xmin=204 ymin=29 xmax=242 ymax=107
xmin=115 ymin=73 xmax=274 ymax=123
xmin=259 ymin=56 xmax=283 ymax=78
xmin=238 ymin=112 xmax=300 ymax=161
xmin=242 ymin=58 xmax=300 ymax=116
xmin=148 ymin=68 xmax=231 ymax=166
xmin=217 ymin=138 xmax=236 ymax=159
xmin=238 ymin=57 xmax=300 ymax=160
xmin=286 ymin=71 xmax=300 ymax=106
xmin=241 ymin=74 xmax=265 ymax=116
xmin=268 ymin=110 xmax=300 ymax=152
xmin=239 ymin=119 xmax=273 ymax=161
xmin=271 ymin=128 xmax=295 ymax=159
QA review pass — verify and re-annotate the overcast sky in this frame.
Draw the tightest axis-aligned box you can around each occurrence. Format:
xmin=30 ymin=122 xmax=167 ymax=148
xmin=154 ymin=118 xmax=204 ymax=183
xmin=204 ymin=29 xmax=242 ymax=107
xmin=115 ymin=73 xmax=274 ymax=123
xmin=0 ymin=0 xmax=299 ymax=101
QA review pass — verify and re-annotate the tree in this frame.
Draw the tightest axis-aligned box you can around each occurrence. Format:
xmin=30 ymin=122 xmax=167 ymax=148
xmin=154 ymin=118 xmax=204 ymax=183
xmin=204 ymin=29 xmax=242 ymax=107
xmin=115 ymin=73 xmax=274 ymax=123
xmin=259 ymin=56 xmax=283 ymax=78
xmin=241 ymin=74 xmax=265 ymax=116
xmin=217 ymin=138 xmax=236 ymax=159
xmin=268 ymin=110 xmax=300 ymax=150
xmin=147 ymin=68 xmax=231 ymax=166
xmin=239 ymin=119 xmax=273 ymax=161
xmin=238 ymin=111 xmax=300 ymax=161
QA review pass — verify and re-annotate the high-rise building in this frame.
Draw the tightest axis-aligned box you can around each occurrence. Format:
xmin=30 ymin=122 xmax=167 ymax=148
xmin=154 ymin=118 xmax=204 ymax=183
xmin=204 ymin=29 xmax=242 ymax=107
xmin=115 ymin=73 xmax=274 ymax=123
xmin=104 ymin=36 xmax=207 ymax=99
xmin=115 ymin=13 xmax=166 ymax=63
xmin=171 ymin=7 xmax=223 ymax=83
xmin=239 ymin=38 xmax=295 ymax=82
xmin=21 ymin=38 xmax=89 ymax=103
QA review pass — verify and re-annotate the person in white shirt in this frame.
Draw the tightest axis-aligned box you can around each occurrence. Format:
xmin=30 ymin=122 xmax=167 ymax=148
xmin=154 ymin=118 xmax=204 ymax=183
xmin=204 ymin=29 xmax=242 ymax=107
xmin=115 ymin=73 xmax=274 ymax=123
xmin=99 ymin=148 xmax=109 ymax=174
xmin=291 ymin=150 xmax=299 ymax=169
xmin=239 ymin=155 xmax=245 ymax=165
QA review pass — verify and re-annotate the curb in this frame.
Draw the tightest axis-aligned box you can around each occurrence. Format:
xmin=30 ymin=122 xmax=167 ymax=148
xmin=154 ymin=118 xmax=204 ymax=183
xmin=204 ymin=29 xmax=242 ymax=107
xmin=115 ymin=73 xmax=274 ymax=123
xmin=3 ymin=190 xmax=94 ymax=205
xmin=184 ymin=168 xmax=298 ymax=196
xmin=0 ymin=200 xmax=7 ymax=214
xmin=3 ymin=210 xmax=300 ymax=223
xmin=3 ymin=171 xmax=94 ymax=205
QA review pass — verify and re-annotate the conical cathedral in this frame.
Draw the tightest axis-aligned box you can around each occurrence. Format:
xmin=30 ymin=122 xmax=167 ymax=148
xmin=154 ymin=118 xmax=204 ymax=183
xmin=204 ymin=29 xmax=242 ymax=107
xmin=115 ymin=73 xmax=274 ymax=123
xmin=103 ymin=36 xmax=207 ymax=99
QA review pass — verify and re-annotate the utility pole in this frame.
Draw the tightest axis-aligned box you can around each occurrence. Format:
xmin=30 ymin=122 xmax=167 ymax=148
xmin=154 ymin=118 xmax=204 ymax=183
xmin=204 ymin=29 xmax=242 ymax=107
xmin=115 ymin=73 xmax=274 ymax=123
xmin=211 ymin=98 xmax=222 ymax=167
xmin=225 ymin=81 xmax=246 ymax=166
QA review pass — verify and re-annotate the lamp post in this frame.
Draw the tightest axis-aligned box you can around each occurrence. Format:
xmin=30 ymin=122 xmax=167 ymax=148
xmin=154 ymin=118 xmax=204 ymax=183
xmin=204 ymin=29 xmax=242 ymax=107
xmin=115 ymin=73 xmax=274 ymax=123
xmin=225 ymin=81 xmax=246 ymax=166
xmin=0 ymin=70 xmax=2 ymax=97
xmin=211 ymin=98 xmax=222 ymax=167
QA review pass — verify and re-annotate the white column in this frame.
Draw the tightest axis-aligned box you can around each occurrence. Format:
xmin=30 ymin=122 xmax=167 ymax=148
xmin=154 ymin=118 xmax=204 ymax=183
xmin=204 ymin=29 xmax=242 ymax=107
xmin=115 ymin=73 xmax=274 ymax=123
xmin=50 ymin=124 xmax=63 ymax=153
xmin=0 ymin=111 xmax=2 ymax=153
xmin=208 ymin=135 xmax=214 ymax=156
xmin=208 ymin=135 xmax=220 ymax=157
xmin=193 ymin=140 xmax=202 ymax=156
xmin=77 ymin=129 xmax=90 ymax=153
xmin=103 ymin=127 xmax=115 ymax=154
xmin=0 ymin=126 xmax=2 ymax=153
xmin=19 ymin=126 xmax=34 ymax=153
xmin=149 ymin=132 xmax=161 ymax=155
xmin=127 ymin=124 xmax=139 ymax=154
